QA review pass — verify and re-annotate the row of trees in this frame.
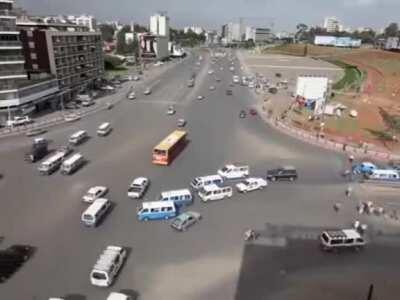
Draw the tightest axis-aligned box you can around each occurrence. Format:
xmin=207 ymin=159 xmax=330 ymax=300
xmin=295 ymin=22 xmax=400 ymax=44
xmin=170 ymin=28 xmax=206 ymax=47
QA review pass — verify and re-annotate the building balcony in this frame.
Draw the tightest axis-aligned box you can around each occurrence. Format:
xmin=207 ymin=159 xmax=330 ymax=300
xmin=0 ymin=9 xmax=16 ymax=18
xmin=0 ymin=40 xmax=21 ymax=47
xmin=0 ymin=54 xmax=24 ymax=61
xmin=0 ymin=69 xmax=25 ymax=76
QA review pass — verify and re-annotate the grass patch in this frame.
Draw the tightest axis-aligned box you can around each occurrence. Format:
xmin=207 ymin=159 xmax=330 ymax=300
xmin=325 ymin=116 xmax=359 ymax=134
xmin=327 ymin=60 xmax=363 ymax=91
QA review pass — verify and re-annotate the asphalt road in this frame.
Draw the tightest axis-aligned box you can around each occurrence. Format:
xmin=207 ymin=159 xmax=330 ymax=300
xmin=0 ymin=49 xmax=399 ymax=300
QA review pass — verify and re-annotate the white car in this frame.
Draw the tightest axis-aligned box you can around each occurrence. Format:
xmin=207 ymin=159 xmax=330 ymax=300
xmin=177 ymin=119 xmax=186 ymax=127
xmin=127 ymin=92 xmax=136 ymax=100
xmin=236 ymin=178 xmax=267 ymax=193
xmin=6 ymin=116 xmax=32 ymax=127
xmin=143 ymin=88 xmax=151 ymax=95
xmin=82 ymin=186 xmax=108 ymax=203
xmin=133 ymin=75 xmax=140 ymax=81
xmin=209 ymin=86 xmax=216 ymax=91
xmin=63 ymin=113 xmax=81 ymax=122
xmin=100 ymin=85 xmax=115 ymax=91
xmin=166 ymin=106 xmax=176 ymax=115
xmin=127 ymin=177 xmax=149 ymax=199
xmin=207 ymin=70 xmax=214 ymax=75
xmin=197 ymin=95 xmax=204 ymax=101
xmin=107 ymin=292 xmax=132 ymax=300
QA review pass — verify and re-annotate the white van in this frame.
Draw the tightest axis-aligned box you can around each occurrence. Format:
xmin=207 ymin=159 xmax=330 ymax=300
xmin=366 ymin=169 xmax=400 ymax=181
xmin=90 ymin=245 xmax=127 ymax=287
xmin=190 ymin=174 xmax=223 ymax=190
xmin=81 ymin=198 xmax=111 ymax=227
xmin=38 ymin=151 xmax=66 ymax=175
xmin=97 ymin=122 xmax=112 ymax=136
xmin=218 ymin=164 xmax=249 ymax=179
xmin=69 ymin=130 xmax=87 ymax=145
xmin=61 ymin=153 xmax=85 ymax=175
xmin=198 ymin=184 xmax=233 ymax=202
xmin=159 ymin=189 xmax=193 ymax=207
xmin=320 ymin=229 xmax=365 ymax=251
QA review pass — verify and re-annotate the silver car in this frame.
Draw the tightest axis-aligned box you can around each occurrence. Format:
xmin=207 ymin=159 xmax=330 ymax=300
xmin=171 ymin=211 xmax=201 ymax=231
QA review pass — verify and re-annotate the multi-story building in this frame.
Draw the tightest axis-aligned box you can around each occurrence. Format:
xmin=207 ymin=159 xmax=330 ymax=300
xmin=18 ymin=18 xmax=104 ymax=100
xmin=323 ymin=17 xmax=340 ymax=33
xmin=150 ymin=13 xmax=169 ymax=37
xmin=245 ymin=26 xmax=255 ymax=41
xmin=0 ymin=1 xmax=59 ymax=118
xmin=72 ymin=15 xmax=97 ymax=32
xmin=221 ymin=22 xmax=244 ymax=43
xmin=254 ymin=28 xmax=273 ymax=43
xmin=183 ymin=26 xmax=204 ymax=35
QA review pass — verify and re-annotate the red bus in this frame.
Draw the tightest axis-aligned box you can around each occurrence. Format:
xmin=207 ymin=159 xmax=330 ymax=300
xmin=152 ymin=130 xmax=187 ymax=165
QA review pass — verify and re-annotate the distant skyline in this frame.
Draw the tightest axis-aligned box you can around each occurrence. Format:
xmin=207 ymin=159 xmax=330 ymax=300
xmin=16 ymin=0 xmax=399 ymax=31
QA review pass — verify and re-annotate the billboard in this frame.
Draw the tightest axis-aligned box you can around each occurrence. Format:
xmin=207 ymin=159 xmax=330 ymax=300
xmin=314 ymin=36 xmax=336 ymax=46
xmin=296 ymin=76 xmax=328 ymax=101
xmin=139 ymin=33 xmax=156 ymax=60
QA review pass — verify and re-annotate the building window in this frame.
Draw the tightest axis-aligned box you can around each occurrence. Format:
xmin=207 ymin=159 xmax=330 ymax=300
xmin=32 ymin=64 xmax=38 ymax=70
xmin=27 ymin=31 xmax=33 ymax=38
xmin=28 ymin=41 xmax=35 ymax=49
xmin=30 ymin=53 xmax=37 ymax=60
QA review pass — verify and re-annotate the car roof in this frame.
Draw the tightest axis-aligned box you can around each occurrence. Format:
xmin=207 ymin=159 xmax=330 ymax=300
xmin=202 ymin=184 xmax=227 ymax=192
xmin=132 ymin=177 xmax=148 ymax=185
xmin=161 ymin=189 xmax=191 ymax=198
xmin=107 ymin=292 xmax=130 ymax=300
xmin=88 ymin=186 xmax=106 ymax=193
xmin=280 ymin=165 xmax=296 ymax=170
xmin=325 ymin=229 xmax=361 ymax=240
xmin=141 ymin=200 xmax=175 ymax=209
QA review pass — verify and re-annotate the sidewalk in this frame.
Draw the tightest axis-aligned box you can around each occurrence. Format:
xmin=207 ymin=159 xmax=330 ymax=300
xmin=0 ymin=56 xmax=188 ymax=139
xmin=236 ymin=50 xmax=400 ymax=162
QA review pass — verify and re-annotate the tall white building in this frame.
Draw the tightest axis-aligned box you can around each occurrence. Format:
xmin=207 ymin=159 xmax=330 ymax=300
xmin=222 ymin=22 xmax=244 ymax=43
xmin=245 ymin=26 xmax=255 ymax=41
xmin=183 ymin=26 xmax=204 ymax=35
xmin=150 ymin=13 xmax=169 ymax=37
xmin=323 ymin=17 xmax=340 ymax=33
xmin=67 ymin=14 xmax=97 ymax=32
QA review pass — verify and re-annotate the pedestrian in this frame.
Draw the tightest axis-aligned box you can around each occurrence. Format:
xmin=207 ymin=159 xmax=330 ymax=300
xmin=345 ymin=185 xmax=352 ymax=197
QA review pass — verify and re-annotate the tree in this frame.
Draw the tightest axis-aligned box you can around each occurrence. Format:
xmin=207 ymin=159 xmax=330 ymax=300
xmin=295 ymin=23 xmax=308 ymax=42
xmin=384 ymin=22 xmax=399 ymax=37
xmin=99 ymin=24 xmax=115 ymax=42
xmin=116 ymin=25 xmax=138 ymax=55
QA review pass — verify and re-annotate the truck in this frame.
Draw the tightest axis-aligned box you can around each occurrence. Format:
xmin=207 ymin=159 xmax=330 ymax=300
xmin=24 ymin=138 xmax=49 ymax=163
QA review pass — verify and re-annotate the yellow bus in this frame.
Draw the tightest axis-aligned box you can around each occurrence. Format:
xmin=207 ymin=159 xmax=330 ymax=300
xmin=152 ymin=130 xmax=187 ymax=165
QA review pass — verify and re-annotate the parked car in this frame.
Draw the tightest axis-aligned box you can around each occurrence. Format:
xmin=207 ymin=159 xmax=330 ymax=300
xmin=6 ymin=116 xmax=32 ymax=127
xmin=226 ymin=89 xmax=233 ymax=96
xmin=239 ymin=110 xmax=246 ymax=118
xmin=100 ymin=85 xmax=115 ymax=91
xmin=132 ymin=76 xmax=140 ymax=81
xmin=171 ymin=211 xmax=201 ymax=231
xmin=127 ymin=177 xmax=149 ymax=199
xmin=197 ymin=95 xmax=204 ymax=101
xmin=82 ymin=186 xmax=108 ymax=203
xmin=236 ymin=177 xmax=267 ymax=193
xmin=320 ymin=229 xmax=365 ymax=252
xmin=352 ymin=162 xmax=377 ymax=175
xmin=209 ymin=85 xmax=216 ymax=91
xmin=266 ymin=166 xmax=298 ymax=182
xmin=143 ymin=88 xmax=152 ymax=95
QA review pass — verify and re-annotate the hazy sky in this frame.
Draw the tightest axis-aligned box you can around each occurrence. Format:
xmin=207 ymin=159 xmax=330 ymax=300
xmin=16 ymin=0 xmax=399 ymax=31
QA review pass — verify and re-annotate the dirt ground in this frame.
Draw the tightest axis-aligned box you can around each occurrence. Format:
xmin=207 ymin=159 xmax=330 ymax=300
xmin=268 ymin=45 xmax=400 ymax=152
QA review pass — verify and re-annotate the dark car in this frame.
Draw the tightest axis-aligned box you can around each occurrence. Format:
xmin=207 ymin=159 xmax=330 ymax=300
xmin=267 ymin=166 xmax=298 ymax=182
xmin=226 ymin=89 xmax=233 ymax=95
xmin=0 ymin=245 xmax=34 ymax=283
xmin=249 ymin=108 xmax=257 ymax=116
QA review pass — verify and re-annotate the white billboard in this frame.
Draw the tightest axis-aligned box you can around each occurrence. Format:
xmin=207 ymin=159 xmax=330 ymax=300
xmin=296 ymin=76 xmax=328 ymax=101
xmin=314 ymin=36 xmax=336 ymax=46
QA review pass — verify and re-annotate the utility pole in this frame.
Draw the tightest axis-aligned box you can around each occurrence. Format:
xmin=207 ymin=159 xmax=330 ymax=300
xmin=366 ymin=284 xmax=374 ymax=300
